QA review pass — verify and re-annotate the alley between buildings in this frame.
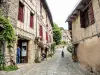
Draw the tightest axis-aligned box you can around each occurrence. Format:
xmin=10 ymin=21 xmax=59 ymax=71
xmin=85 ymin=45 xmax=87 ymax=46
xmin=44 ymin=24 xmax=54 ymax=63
xmin=23 ymin=48 xmax=88 ymax=75
xmin=0 ymin=47 xmax=93 ymax=75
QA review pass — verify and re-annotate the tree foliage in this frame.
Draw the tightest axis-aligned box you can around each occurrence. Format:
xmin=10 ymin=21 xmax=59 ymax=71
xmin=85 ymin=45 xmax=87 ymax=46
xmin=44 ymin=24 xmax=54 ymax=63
xmin=53 ymin=23 xmax=62 ymax=45
xmin=60 ymin=27 xmax=64 ymax=31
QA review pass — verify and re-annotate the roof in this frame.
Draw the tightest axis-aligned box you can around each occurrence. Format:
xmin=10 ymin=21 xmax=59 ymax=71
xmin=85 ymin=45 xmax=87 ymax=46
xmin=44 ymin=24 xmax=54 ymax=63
xmin=66 ymin=0 xmax=90 ymax=22
xmin=41 ymin=0 xmax=53 ymax=27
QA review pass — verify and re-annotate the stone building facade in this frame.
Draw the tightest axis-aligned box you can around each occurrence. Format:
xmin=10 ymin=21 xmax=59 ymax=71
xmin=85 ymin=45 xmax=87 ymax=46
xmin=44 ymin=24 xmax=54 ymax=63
xmin=66 ymin=0 xmax=100 ymax=74
xmin=61 ymin=30 xmax=71 ymax=44
xmin=0 ymin=0 xmax=53 ymax=65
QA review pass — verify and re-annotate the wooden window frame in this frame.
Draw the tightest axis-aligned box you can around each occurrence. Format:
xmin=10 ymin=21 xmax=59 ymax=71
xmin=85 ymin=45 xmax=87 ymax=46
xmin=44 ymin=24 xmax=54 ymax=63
xmin=80 ymin=1 xmax=95 ymax=28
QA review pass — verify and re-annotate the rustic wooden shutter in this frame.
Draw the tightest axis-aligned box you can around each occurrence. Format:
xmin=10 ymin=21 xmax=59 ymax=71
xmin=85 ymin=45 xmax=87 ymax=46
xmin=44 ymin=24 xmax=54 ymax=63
xmin=30 ymin=13 xmax=34 ymax=28
xmin=88 ymin=2 xmax=95 ymax=25
xmin=80 ymin=11 xmax=85 ymax=28
xmin=40 ymin=25 xmax=43 ymax=38
xmin=18 ymin=2 xmax=24 ymax=22
xmin=18 ymin=7 xmax=21 ymax=21
xmin=20 ymin=7 xmax=23 ymax=22
xmin=46 ymin=32 xmax=48 ymax=42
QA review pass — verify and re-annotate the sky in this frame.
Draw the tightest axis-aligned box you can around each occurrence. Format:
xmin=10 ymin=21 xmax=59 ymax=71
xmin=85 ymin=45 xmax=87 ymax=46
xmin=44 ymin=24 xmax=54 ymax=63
xmin=46 ymin=0 xmax=79 ymax=29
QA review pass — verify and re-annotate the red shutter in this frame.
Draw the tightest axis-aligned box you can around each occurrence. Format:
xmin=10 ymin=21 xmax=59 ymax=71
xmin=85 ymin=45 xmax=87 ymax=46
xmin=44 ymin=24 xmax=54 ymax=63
xmin=18 ymin=2 xmax=24 ymax=22
xmin=30 ymin=13 xmax=34 ymax=28
xmin=40 ymin=25 xmax=43 ymax=38
xmin=20 ymin=7 xmax=23 ymax=22
xmin=46 ymin=24 xmax=48 ymax=28
xmin=49 ymin=35 xmax=51 ymax=43
xmin=46 ymin=32 xmax=48 ymax=42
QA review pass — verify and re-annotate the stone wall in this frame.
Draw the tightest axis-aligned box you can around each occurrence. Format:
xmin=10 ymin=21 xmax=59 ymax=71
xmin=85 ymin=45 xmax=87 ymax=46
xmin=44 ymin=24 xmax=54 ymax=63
xmin=77 ymin=36 xmax=100 ymax=73
xmin=0 ymin=0 xmax=53 ymax=65
xmin=71 ymin=0 xmax=100 ymax=74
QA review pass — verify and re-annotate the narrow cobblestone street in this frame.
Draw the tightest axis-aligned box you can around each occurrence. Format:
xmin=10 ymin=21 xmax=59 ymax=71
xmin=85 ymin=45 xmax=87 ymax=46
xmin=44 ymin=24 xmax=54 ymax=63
xmin=24 ymin=48 xmax=86 ymax=75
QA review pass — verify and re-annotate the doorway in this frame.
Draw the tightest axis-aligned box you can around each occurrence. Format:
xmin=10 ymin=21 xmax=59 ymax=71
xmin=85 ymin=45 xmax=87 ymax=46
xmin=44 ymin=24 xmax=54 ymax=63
xmin=17 ymin=38 xmax=29 ymax=63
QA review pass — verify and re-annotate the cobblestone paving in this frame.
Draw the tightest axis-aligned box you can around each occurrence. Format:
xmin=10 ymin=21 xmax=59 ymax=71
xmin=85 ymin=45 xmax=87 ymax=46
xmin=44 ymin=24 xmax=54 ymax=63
xmin=24 ymin=48 xmax=87 ymax=75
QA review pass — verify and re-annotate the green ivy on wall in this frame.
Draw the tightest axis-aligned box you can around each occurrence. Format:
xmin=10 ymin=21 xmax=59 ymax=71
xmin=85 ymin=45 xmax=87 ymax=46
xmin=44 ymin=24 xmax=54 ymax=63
xmin=0 ymin=10 xmax=16 ymax=70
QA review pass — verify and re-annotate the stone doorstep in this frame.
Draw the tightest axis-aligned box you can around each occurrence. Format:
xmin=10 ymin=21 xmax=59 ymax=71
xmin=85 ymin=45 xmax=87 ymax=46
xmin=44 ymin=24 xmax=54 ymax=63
xmin=0 ymin=63 xmax=34 ymax=75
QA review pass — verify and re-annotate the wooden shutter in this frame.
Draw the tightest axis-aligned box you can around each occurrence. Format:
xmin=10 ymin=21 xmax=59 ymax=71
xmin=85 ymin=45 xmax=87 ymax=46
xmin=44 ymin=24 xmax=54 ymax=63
xmin=30 ymin=13 xmax=34 ymax=28
xmin=80 ymin=11 xmax=85 ymax=28
xmin=18 ymin=2 xmax=24 ymax=22
xmin=39 ymin=25 xmax=43 ymax=38
xmin=88 ymin=2 xmax=95 ymax=25
xmin=46 ymin=32 xmax=48 ymax=42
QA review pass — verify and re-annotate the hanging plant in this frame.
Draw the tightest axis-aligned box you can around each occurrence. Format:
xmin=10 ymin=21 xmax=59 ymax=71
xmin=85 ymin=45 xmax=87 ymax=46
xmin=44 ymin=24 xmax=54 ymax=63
xmin=38 ymin=41 xmax=44 ymax=48
xmin=34 ymin=37 xmax=40 ymax=44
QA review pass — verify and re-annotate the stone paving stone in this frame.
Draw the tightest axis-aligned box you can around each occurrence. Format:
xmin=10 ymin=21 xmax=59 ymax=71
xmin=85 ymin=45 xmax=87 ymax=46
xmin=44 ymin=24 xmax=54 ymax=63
xmin=0 ymin=48 xmax=91 ymax=75
xmin=25 ymin=48 xmax=87 ymax=75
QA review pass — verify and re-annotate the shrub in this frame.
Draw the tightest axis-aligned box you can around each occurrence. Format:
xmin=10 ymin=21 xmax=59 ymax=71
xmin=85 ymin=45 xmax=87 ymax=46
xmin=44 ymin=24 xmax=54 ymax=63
xmin=67 ymin=44 xmax=74 ymax=53
xmin=4 ymin=65 xmax=18 ymax=71
xmin=51 ymin=42 xmax=56 ymax=54
xmin=61 ymin=41 xmax=67 ymax=45
xmin=0 ymin=52 xmax=5 ymax=70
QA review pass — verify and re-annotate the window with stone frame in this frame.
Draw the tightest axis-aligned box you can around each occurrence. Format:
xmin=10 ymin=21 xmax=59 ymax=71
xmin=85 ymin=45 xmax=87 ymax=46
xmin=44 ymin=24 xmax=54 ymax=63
xmin=80 ymin=1 xmax=95 ymax=28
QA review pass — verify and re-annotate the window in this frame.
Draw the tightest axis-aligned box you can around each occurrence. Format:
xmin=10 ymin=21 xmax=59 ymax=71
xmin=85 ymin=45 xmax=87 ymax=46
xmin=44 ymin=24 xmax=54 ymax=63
xmin=80 ymin=2 xmax=95 ymax=28
xmin=68 ymin=22 xmax=72 ymax=30
xmin=80 ymin=9 xmax=89 ymax=28
xmin=18 ymin=2 xmax=24 ymax=22
xmin=39 ymin=25 xmax=43 ymax=38
xmin=30 ymin=12 xmax=34 ymax=28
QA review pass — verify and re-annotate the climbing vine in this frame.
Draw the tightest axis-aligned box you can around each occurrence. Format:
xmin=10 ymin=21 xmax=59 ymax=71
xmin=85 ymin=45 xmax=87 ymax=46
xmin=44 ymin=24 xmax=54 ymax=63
xmin=0 ymin=16 xmax=16 ymax=46
xmin=0 ymin=10 xmax=16 ymax=70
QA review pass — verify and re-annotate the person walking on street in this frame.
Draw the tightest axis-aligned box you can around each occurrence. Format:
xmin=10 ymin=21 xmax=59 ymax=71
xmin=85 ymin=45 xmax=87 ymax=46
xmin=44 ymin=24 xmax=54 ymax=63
xmin=61 ymin=50 xmax=64 ymax=58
